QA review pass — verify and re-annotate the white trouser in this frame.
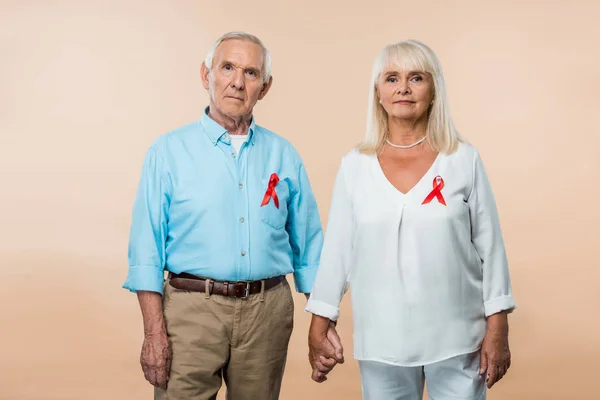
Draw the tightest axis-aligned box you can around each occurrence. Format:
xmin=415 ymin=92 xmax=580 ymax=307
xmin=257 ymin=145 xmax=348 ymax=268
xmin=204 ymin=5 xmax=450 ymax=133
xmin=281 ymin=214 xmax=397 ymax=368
xmin=358 ymin=351 xmax=486 ymax=400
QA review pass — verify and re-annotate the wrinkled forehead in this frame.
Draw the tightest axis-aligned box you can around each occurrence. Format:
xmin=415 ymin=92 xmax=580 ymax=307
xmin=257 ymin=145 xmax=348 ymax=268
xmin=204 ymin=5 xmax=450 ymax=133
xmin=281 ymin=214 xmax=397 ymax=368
xmin=377 ymin=45 xmax=434 ymax=78
xmin=213 ymin=39 xmax=264 ymax=69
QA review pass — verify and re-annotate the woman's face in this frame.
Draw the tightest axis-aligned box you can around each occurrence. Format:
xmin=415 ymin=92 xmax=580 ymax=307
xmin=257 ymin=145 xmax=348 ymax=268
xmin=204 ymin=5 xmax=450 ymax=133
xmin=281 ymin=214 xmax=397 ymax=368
xmin=377 ymin=68 xmax=434 ymax=122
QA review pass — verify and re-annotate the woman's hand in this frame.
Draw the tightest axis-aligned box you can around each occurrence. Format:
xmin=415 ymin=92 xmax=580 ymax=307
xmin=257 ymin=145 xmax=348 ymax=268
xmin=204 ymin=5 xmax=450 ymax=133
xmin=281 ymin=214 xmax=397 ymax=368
xmin=308 ymin=315 xmax=344 ymax=382
xmin=479 ymin=311 xmax=511 ymax=389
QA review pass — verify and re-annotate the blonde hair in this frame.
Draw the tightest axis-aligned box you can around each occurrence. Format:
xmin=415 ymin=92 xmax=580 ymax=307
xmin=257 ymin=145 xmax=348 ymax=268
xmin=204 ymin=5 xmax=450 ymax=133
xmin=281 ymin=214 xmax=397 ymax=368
xmin=204 ymin=31 xmax=272 ymax=84
xmin=357 ymin=40 xmax=461 ymax=154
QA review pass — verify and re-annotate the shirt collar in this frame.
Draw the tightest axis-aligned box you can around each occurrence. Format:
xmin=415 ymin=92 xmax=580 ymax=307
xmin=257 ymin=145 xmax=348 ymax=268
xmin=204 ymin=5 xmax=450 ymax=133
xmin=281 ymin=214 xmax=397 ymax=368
xmin=200 ymin=106 xmax=257 ymax=146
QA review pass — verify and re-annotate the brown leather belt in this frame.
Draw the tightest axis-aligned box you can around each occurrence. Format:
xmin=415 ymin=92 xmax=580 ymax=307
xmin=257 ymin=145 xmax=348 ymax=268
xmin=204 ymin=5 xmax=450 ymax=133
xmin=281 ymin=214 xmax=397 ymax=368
xmin=168 ymin=272 xmax=285 ymax=299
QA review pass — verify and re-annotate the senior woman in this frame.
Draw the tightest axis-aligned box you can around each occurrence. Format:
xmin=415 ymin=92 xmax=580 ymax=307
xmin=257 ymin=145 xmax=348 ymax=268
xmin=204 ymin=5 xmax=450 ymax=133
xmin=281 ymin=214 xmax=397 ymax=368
xmin=306 ymin=40 xmax=516 ymax=399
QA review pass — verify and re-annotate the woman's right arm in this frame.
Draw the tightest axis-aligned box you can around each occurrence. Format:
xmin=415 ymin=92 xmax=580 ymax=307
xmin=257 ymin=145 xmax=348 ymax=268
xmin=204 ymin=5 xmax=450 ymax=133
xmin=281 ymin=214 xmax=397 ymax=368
xmin=305 ymin=155 xmax=354 ymax=322
xmin=306 ymin=156 xmax=354 ymax=381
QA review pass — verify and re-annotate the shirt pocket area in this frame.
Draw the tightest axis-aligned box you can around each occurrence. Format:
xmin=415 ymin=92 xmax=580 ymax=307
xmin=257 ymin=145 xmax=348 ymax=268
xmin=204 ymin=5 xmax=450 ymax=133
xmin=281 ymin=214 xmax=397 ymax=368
xmin=259 ymin=177 xmax=289 ymax=230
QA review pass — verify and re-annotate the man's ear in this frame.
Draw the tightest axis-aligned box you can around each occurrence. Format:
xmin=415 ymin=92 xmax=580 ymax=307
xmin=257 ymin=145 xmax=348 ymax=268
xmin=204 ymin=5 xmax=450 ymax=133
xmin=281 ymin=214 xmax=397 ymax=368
xmin=200 ymin=62 xmax=210 ymax=90
xmin=258 ymin=75 xmax=273 ymax=100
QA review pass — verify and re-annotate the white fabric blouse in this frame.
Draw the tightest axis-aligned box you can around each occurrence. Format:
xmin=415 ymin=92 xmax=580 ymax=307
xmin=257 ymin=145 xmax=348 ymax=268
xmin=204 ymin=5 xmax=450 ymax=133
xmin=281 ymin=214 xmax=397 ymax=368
xmin=305 ymin=142 xmax=516 ymax=366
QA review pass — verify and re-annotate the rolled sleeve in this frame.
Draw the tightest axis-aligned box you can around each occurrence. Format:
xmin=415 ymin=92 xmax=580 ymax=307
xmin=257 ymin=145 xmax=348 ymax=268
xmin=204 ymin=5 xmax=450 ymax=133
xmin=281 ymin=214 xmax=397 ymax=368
xmin=484 ymin=295 xmax=517 ymax=317
xmin=123 ymin=146 xmax=171 ymax=294
xmin=305 ymin=299 xmax=340 ymax=321
xmin=293 ymin=265 xmax=319 ymax=293
xmin=286 ymin=162 xmax=324 ymax=293
xmin=123 ymin=265 xmax=165 ymax=294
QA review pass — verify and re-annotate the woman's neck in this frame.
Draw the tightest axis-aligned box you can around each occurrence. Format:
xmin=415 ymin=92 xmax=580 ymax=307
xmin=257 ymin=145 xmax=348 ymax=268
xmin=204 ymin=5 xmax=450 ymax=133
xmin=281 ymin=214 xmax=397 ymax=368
xmin=387 ymin=116 xmax=428 ymax=146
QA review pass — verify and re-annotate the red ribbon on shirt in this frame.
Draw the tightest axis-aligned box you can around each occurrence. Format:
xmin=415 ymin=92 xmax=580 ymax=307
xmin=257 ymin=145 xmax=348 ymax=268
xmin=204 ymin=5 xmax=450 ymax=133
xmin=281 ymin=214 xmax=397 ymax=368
xmin=422 ymin=175 xmax=446 ymax=206
xmin=261 ymin=173 xmax=280 ymax=209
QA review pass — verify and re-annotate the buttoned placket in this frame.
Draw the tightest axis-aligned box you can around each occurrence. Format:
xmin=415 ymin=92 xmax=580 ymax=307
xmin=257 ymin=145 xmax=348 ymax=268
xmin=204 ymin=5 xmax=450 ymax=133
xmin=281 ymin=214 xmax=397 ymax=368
xmin=215 ymin=132 xmax=252 ymax=281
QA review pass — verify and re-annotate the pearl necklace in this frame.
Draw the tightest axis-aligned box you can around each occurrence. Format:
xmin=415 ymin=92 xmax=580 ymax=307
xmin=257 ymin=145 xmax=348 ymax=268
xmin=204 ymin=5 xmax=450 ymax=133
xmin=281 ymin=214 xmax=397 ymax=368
xmin=386 ymin=136 xmax=426 ymax=149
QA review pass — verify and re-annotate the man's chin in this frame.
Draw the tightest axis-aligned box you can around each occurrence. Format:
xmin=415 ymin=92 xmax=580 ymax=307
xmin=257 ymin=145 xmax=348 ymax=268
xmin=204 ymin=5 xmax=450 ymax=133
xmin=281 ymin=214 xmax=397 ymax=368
xmin=219 ymin=104 xmax=251 ymax=118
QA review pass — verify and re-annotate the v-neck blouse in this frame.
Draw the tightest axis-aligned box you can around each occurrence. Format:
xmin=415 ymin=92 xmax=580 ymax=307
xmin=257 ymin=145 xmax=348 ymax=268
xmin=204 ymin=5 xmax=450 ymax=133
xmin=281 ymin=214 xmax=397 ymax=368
xmin=305 ymin=142 xmax=516 ymax=366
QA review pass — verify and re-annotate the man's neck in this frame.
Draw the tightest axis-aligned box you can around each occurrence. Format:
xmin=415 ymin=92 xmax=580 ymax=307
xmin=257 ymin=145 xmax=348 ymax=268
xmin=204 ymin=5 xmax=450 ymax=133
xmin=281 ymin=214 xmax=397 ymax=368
xmin=208 ymin=104 xmax=253 ymax=135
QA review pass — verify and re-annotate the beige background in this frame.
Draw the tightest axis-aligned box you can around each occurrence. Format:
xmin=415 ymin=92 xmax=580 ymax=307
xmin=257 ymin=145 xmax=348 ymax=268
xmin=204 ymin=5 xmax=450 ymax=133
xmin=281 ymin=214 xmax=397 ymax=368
xmin=1 ymin=0 xmax=599 ymax=399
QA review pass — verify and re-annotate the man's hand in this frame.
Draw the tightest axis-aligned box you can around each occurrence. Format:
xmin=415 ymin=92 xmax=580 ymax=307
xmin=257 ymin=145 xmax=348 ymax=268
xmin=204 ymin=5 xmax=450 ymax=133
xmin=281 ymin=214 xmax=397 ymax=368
xmin=137 ymin=290 xmax=171 ymax=389
xmin=479 ymin=311 xmax=511 ymax=389
xmin=141 ymin=330 xmax=172 ymax=389
xmin=326 ymin=321 xmax=344 ymax=363
xmin=308 ymin=315 xmax=344 ymax=383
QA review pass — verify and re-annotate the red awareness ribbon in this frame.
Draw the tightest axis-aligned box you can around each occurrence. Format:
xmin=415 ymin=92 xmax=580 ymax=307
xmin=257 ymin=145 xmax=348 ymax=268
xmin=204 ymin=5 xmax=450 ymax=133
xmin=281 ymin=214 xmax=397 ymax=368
xmin=421 ymin=175 xmax=446 ymax=206
xmin=260 ymin=173 xmax=280 ymax=209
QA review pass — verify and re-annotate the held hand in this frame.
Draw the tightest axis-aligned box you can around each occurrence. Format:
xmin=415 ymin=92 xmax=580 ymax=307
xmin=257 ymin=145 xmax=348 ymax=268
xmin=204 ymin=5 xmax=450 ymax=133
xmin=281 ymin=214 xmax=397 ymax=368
xmin=479 ymin=313 xmax=511 ymax=389
xmin=327 ymin=321 xmax=344 ymax=363
xmin=308 ymin=319 xmax=344 ymax=383
xmin=140 ymin=330 xmax=172 ymax=389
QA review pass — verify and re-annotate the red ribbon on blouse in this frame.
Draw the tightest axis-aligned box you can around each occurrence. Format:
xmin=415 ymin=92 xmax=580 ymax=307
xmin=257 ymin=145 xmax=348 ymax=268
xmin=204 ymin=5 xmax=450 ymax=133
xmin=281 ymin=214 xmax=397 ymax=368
xmin=422 ymin=175 xmax=446 ymax=206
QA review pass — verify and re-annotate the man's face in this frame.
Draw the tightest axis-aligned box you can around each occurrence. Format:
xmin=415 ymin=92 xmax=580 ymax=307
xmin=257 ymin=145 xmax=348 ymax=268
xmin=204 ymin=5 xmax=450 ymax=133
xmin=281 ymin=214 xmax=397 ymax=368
xmin=201 ymin=39 xmax=271 ymax=118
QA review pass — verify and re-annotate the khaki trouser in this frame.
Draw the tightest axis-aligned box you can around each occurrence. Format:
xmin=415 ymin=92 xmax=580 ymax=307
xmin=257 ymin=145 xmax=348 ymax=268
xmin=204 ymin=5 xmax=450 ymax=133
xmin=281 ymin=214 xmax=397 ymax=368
xmin=154 ymin=277 xmax=295 ymax=400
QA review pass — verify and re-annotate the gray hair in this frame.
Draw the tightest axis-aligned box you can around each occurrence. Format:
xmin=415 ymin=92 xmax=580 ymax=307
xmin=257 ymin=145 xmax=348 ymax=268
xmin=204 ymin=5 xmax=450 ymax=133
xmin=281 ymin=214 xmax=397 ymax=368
xmin=204 ymin=31 xmax=272 ymax=84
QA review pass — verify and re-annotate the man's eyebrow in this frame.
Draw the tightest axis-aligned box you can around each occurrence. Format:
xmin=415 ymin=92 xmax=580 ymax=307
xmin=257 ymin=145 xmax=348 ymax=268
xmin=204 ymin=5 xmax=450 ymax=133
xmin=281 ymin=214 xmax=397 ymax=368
xmin=218 ymin=60 xmax=261 ymax=73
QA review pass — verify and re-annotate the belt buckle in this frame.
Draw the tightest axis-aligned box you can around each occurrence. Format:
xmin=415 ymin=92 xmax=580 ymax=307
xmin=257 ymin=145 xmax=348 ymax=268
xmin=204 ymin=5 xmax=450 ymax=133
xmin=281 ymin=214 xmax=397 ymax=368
xmin=241 ymin=281 xmax=251 ymax=299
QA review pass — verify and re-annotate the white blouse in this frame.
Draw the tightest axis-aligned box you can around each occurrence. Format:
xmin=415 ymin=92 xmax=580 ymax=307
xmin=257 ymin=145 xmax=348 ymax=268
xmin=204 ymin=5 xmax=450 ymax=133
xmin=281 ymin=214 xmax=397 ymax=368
xmin=306 ymin=142 xmax=516 ymax=366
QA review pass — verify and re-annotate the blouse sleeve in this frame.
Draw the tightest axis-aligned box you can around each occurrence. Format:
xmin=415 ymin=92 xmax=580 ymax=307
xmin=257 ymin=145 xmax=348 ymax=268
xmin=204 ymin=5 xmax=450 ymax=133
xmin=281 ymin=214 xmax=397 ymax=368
xmin=468 ymin=149 xmax=517 ymax=317
xmin=304 ymin=156 xmax=353 ymax=321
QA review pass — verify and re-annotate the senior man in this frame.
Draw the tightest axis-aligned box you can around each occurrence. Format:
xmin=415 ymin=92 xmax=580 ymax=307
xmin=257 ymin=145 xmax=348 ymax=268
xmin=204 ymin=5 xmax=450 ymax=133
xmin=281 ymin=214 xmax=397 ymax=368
xmin=123 ymin=31 xmax=341 ymax=400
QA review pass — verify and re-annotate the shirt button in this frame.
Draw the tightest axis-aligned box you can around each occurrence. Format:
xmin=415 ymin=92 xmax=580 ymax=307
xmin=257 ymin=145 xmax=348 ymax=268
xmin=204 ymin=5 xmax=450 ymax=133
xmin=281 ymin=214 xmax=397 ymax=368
xmin=240 ymin=217 xmax=245 ymax=223
xmin=231 ymin=152 xmax=235 ymax=158
xmin=241 ymin=250 xmax=246 ymax=256
xmin=239 ymin=183 xmax=243 ymax=189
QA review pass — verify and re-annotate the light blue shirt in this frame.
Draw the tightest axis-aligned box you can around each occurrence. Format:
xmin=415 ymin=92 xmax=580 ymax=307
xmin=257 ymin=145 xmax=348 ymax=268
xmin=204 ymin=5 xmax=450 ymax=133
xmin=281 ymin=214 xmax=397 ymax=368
xmin=123 ymin=108 xmax=323 ymax=295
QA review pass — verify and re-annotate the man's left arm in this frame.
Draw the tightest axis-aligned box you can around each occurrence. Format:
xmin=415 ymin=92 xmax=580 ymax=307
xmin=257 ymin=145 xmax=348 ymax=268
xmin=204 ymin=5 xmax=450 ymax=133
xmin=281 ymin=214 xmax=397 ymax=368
xmin=286 ymin=162 xmax=324 ymax=298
